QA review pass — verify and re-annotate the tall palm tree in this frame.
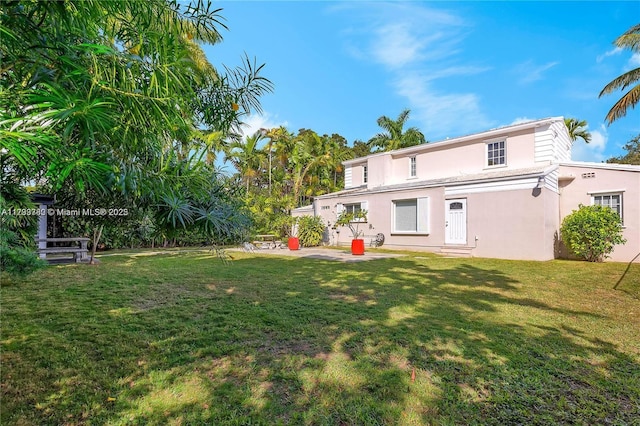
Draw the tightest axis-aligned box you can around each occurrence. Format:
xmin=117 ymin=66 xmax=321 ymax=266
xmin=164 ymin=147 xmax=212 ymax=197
xmin=224 ymin=131 xmax=267 ymax=191
xmin=564 ymin=118 xmax=592 ymax=144
xmin=599 ymin=23 xmax=640 ymax=125
xmin=367 ymin=109 xmax=426 ymax=152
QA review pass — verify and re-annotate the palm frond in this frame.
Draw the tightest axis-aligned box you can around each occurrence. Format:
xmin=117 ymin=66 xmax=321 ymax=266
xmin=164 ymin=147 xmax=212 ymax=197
xmin=599 ymin=67 xmax=640 ymax=96
xmin=604 ymin=84 xmax=640 ymax=125
xmin=615 ymin=23 xmax=640 ymax=53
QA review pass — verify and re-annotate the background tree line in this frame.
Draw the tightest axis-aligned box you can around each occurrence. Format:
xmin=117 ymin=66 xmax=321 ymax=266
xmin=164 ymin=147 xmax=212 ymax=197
xmin=221 ymin=109 xmax=427 ymax=236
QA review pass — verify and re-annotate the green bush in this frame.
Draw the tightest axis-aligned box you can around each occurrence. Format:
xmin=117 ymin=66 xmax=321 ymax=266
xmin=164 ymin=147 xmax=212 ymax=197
xmin=0 ymin=229 xmax=46 ymax=276
xmin=0 ymin=184 xmax=46 ymax=276
xmin=560 ymin=204 xmax=626 ymax=262
xmin=297 ymin=215 xmax=325 ymax=247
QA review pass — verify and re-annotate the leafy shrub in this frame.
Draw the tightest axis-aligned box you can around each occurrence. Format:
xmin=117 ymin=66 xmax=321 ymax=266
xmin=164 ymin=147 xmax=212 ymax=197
xmin=0 ymin=184 xmax=46 ymax=276
xmin=297 ymin=215 xmax=325 ymax=247
xmin=0 ymin=229 xmax=46 ymax=276
xmin=560 ymin=204 xmax=626 ymax=262
xmin=335 ymin=210 xmax=368 ymax=239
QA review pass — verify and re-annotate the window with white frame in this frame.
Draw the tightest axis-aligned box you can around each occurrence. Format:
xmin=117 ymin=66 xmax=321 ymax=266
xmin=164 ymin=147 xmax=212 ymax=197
xmin=409 ymin=156 xmax=417 ymax=177
xmin=487 ymin=140 xmax=505 ymax=166
xmin=592 ymin=193 xmax=623 ymax=222
xmin=345 ymin=203 xmax=362 ymax=215
xmin=337 ymin=201 xmax=368 ymax=222
xmin=363 ymin=165 xmax=368 ymax=183
xmin=392 ymin=197 xmax=429 ymax=233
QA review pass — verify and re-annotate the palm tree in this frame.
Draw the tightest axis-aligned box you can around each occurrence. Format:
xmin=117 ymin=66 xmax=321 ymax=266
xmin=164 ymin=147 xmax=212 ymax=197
xmin=224 ymin=131 xmax=267 ymax=191
xmin=599 ymin=24 xmax=640 ymax=125
xmin=1 ymin=0 xmax=272 ymax=194
xmin=367 ymin=109 xmax=426 ymax=152
xmin=564 ymin=118 xmax=592 ymax=144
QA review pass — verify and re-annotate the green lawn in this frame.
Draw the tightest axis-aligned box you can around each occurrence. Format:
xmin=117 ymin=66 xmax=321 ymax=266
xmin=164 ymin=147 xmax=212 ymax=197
xmin=1 ymin=249 xmax=639 ymax=425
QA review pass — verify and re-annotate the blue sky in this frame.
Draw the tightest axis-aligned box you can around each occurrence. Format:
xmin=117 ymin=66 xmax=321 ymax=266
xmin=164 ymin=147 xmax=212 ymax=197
xmin=204 ymin=1 xmax=640 ymax=163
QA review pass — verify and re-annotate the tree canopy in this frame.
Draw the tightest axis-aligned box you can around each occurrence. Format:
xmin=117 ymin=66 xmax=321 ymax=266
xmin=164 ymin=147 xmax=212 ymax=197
xmin=367 ymin=109 xmax=427 ymax=152
xmin=607 ymin=134 xmax=640 ymax=165
xmin=1 ymin=0 xmax=272 ymax=253
xmin=564 ymin=118 xmax=591 ymax=144
xmin=599 ymin=23 xmax=640 ymax=125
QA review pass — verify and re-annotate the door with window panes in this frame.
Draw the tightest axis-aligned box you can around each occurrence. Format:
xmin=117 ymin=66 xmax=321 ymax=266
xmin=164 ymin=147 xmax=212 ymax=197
xmin=445 ymin=199 xmax=467 ymax=245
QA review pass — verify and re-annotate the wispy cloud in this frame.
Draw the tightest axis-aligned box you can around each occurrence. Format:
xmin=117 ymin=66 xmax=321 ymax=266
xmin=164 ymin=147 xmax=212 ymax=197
xmin=372 ymin=23 xmax=432 ymax=69
xmin=514 ymin=60 xmax=559 ymax=84
xmin=395 ymin=73 xmax=490 ymax=139
xmin=338 ymin=2 xmax=491 ymax=138
xmin=571 ymin=123 xmax=608 ymax=162
xmin=510 ymin=117 xmax=536 ymax=125
xmin=239 ymin=113 xmax=288 ymax=140
xmin=596 ymin=46 xmax=622 ymax=63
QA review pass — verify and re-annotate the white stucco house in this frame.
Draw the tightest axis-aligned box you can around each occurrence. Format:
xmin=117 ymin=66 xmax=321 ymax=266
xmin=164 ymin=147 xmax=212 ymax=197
xmin=296 ymin=117 xmax=639 ymax=262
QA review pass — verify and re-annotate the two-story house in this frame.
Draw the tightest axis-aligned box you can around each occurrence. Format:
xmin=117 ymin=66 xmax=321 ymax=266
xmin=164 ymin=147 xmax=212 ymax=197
xmin=299 ymin=117 xmax=639 ymax=262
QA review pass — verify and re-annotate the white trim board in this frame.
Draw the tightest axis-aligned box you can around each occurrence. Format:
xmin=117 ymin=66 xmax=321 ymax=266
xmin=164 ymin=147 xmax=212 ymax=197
xmin=445 ymin=177 xmax=542 ymax=196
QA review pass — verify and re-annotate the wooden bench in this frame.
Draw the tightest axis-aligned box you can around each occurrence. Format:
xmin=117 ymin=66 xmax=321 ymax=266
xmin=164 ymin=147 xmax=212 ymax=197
xmin=36 ymin=237 xmax=90 ymax=263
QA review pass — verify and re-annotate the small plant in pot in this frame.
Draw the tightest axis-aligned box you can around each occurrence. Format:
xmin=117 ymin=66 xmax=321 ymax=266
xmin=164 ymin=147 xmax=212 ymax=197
xmin=336 ymin=210 xmax=368 ymax=255
xmin=286 ymin=216 xmax=300 ymax=250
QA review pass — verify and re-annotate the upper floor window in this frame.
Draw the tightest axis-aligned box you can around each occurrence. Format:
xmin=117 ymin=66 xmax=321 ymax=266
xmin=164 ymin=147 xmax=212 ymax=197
xmin=592 ymin=193 xmax=623 ymax=223
xmin=409 ymin=157 xmax=417 ymax=177
xmin=487 ymin=141 xmax=505 ymax=167
xmin=363 ymin=165 xmax=368 ymax=183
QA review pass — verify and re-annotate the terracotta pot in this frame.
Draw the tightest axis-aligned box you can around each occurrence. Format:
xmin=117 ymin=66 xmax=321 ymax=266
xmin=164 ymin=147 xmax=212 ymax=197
xmin=351 ymin=239 xmax=365 ymax=255
xmin=288 ymin=237 xmax=300 ymax=250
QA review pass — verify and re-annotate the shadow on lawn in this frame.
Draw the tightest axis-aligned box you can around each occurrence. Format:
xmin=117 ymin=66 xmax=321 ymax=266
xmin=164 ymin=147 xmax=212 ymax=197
xmin=1 ymin=253 xmax=638 ymax=425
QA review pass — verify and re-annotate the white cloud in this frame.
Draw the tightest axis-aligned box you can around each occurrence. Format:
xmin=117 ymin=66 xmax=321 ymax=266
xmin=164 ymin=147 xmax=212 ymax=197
xmin=571 ymin=124 xmax=608 ymax=162
xmin=628 ymin=52 xmax=640 ymax=68
xmin=340 ymin=3 xmax=490 ymax=139
xmin=372 ymin=23 xmax=431 ymax=69
xmin=395 ymin=73 xmax=491 ymax=138
xmin=510 ymin=117 xmax=536 ymax=125
xmin=596 ymin=46 xmax=623 ymax=63
xmin=238 ymin=113 xmax=288 ymax=140
xmin=515 ymin=60 xmax=559 ymax=84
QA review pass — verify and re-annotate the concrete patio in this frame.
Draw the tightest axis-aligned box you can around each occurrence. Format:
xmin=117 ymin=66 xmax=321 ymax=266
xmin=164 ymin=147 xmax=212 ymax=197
xmin=232 ymin=246 xmax=405 ymax=263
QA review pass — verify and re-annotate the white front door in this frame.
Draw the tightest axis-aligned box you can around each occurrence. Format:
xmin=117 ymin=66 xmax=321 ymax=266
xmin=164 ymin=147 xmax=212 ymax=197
xmin=445 ymin=199 xmax=467 ymax=245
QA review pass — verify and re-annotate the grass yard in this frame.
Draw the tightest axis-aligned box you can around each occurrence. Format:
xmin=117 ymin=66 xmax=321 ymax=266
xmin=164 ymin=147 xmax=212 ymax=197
xmin=1 ymin=249 xmax=639 ymax=425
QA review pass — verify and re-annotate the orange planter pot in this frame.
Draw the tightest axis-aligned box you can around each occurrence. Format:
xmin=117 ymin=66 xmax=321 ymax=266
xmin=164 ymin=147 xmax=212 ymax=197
xmin=288 ymin=237 xmax=300 ymax=250
xmin=351 ymin=239 xmax=365 ymax=255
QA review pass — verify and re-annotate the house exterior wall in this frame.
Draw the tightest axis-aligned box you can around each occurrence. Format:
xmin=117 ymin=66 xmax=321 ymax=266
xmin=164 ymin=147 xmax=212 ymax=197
xmin=315 ymin=185 xmax=558 ymax=261
xmin=558 ymin=164 xmax=639 ymax=263
xmin=310 ymin=118 xmax=638 ymax=262
xmin=369 ymin=129 xmax=539 ymax=187
xmin=463 ymin=188 xmax=559 ymax=261
xmin=344 ymin=118 xmax=572 ymax=190
xmin=535 ymin=121 xmax=572 ymax=163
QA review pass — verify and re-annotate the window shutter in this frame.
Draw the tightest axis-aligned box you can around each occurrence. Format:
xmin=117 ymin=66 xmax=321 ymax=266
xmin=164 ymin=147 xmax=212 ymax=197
xmin=417 ymin=197 xmax=430 ymax=233
xmin=344 ymin=166 xmax=352 ymax=188
xmin=336 ymin=203 xmax=345 ymax=215
xmin=360 ymin=201 xmax=368 ymax=222
xmin=395 ymin=200 xmax=417 ymax=232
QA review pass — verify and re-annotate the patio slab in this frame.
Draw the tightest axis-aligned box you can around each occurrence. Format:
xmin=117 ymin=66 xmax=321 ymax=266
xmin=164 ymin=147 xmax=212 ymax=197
xmin=232 ymin=246 xmax=405 ymax=263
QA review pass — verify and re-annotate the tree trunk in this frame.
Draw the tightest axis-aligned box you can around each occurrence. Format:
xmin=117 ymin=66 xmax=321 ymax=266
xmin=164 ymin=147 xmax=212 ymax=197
xmin=90 ymin=225 xmax=104 ymax=265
